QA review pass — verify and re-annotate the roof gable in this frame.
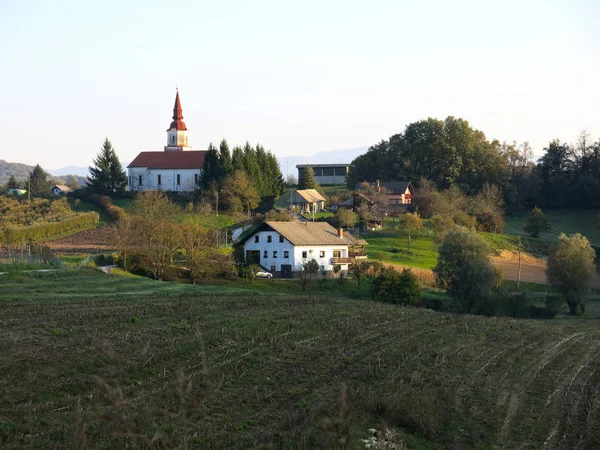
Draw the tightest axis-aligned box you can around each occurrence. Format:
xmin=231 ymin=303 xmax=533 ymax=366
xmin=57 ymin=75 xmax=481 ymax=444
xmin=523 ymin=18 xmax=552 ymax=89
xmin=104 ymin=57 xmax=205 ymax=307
xmin=239 ymin=221 xmax=365 ymax=246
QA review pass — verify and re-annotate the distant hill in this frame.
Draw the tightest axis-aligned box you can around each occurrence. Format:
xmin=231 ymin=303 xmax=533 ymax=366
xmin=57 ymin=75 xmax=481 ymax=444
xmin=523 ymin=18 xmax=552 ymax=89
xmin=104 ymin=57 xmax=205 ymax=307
xmin=0 ymin=160 xmax=86 ymax=188
xmin=0 ymin=160 xmax=36 ymax=184
xmin=50 ymin=166 xmax=90 ymax=177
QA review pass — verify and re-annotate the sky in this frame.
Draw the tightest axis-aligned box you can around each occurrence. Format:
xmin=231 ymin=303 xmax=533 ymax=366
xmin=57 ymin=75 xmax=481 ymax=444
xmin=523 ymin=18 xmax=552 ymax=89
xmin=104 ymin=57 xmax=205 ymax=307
xmin=0 ymin=0 xmax=599 ymax=170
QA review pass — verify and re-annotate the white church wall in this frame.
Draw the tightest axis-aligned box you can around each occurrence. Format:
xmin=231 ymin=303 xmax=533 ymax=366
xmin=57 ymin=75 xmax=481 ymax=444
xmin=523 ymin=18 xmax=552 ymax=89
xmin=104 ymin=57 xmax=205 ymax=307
xmin=128 ymin=168 xmax=201 ymax=192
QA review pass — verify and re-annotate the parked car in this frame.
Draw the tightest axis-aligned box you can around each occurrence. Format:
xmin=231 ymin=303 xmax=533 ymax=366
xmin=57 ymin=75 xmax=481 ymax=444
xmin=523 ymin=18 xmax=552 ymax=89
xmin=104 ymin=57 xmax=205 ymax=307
xmin=255 ymin=271 xmax=273 ymax=278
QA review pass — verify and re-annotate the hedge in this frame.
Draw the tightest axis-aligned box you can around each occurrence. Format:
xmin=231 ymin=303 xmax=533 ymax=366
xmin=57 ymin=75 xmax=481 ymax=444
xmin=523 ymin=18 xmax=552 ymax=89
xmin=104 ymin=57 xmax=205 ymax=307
xmin=0 ymin=212 xmax=99 ymax=244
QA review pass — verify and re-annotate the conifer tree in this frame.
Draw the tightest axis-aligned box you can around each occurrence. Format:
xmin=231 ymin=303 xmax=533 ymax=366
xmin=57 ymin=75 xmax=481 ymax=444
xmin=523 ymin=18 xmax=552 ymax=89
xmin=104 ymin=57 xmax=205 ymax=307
xmin=299 ymin=165 xmax=317 ymax=190
xmin=200 ymin=143 xmax=221 ymax=189
xmin=219 ymin=139 xmax=233 ymax=180
xmin=87 ymin=138 xmax=127 ymax=194
xmin=29 ymin=164 xmax=52 ymax=195
xmin=232 ymin=146 xmax=245 ymax=172
xmin=7 ymin=175 xmax=18 ymax=189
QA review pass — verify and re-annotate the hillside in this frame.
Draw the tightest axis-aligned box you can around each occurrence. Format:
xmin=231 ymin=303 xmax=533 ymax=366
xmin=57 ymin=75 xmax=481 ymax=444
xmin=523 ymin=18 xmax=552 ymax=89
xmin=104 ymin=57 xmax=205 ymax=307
xmin=0 ymin=159 xmax=86 ymax=187
xmin=0 ymin=159 xmax=36 ymax=183
xmin=1 ymin=269 xmax=599 ymax=449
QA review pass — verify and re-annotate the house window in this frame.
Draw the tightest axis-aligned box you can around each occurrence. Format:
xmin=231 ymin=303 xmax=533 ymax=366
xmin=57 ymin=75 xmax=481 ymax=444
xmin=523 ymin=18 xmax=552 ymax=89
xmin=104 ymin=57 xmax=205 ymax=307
xmin=255 ymin=235 xmax=259 ymax=243
xmin=263 ymin=250 xmax=268 ymax=258
xmin=177 ymin=174 xmax=181 ymax=185
xmin=194 ymin=174 xmax=199 ymax=185
xmin=284 ymin=251 xmax=289 ymax=258
xmin=267 ymin=235 xmax=272 ymax=243
xmin=157 ymin=174 xmax=162 ymax=185
xmin=333 ymin=250 xmax=341 ymax=258
xmin=138 ymin=175 xmax=142 ymax=186
xmin=273 ymin=251 xmax=277 ymax=258
xmin=320 ymin=265 xmax=325 ymax=272
xmin=302 ymin=251 xmax=308 ymax=258
xmin=279 ymin=235 xmax=284 ymax=243
xmin=319 ymin=250 xmax=325 ymax=258
xmin=271 ymin=265 xmax=276 ymax=273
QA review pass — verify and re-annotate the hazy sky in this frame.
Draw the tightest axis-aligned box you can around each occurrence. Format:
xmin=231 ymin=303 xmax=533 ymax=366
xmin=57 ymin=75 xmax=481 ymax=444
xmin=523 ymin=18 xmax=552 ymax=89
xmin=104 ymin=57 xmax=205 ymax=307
xmin=1 ymin=0 xmax=599 ymax=170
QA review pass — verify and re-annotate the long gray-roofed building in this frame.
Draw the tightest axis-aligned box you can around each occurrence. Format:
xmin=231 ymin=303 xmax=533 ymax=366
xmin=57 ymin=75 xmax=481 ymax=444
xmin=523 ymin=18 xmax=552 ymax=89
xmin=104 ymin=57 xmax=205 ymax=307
xmin=296 ymin=164 xmax=349 ymax=185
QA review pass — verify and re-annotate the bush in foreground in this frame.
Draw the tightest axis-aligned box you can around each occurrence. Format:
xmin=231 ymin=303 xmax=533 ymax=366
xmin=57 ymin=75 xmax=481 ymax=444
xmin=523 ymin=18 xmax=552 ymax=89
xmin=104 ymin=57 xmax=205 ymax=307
xmin=373 ymin=267 xmax=420 ymax=306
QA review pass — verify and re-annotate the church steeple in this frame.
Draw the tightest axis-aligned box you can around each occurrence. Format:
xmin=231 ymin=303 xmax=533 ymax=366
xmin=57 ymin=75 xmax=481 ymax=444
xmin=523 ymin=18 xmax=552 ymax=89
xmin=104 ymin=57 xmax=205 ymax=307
xmin=165 ymin=90 xmax=191 ymax=151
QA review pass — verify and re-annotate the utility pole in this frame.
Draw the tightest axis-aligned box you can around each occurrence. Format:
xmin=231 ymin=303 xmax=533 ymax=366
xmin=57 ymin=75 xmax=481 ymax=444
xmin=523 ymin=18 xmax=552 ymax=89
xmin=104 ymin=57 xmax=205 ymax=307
xmin=517 ymin=235 xmax=522 ymax=291
xmin=28 ymin=179 xmax=31 ymax=202
xmin=215 ymin=190 xmax=219 ymax=246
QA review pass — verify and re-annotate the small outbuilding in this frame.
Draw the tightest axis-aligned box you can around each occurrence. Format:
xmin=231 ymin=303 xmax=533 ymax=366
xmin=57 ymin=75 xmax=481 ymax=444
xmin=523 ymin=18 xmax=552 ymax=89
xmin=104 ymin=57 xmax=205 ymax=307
xmin=51 ymin=185 xmax=72 ymax=195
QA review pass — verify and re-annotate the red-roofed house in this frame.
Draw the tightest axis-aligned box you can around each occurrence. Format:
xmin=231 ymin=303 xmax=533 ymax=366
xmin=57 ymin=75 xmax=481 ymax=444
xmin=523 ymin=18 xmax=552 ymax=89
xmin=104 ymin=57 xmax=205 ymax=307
xmin=127 ymin=91 xmax=207 ymax=192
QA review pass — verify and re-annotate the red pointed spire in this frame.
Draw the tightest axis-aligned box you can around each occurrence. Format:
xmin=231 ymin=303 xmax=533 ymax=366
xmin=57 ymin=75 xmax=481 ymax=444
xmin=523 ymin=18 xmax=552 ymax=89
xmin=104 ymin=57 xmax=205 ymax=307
xmin=168 ymin=90 xmax=187 ymax=131
xmin=173 ymin=90 xmax=183 ymax=120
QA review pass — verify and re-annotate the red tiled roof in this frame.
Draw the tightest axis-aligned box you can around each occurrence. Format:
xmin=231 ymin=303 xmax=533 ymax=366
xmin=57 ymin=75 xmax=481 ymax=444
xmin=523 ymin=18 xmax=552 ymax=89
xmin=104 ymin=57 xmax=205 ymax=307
xmin=127 ymin=151 xmax=207 ymax=169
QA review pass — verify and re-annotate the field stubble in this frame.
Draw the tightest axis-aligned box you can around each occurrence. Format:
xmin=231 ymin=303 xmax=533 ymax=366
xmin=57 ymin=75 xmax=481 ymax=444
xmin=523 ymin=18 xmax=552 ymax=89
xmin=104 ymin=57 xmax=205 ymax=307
xmin=1 ymin=272 xmax=600 ymax=448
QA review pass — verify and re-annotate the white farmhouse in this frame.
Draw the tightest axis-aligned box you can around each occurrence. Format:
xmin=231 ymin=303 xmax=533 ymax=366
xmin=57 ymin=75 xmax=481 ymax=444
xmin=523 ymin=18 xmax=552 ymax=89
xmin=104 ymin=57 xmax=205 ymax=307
xmin=239 ymin=221 xmax=367 ymax=278
xmin=127 ymin=91 xmax=207 ymax=192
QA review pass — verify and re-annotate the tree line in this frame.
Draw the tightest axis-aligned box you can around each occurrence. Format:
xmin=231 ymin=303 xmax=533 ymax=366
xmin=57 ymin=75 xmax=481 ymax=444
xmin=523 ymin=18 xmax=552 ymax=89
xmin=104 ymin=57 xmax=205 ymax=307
xmin=200 ymin=139 xmax=285 ymax=211
xmin=347 ymin=116 xmax=600 ymax=211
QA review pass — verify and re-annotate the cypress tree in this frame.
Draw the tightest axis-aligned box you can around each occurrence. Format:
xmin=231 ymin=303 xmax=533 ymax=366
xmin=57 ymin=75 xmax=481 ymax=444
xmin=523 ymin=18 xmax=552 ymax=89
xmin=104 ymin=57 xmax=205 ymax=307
xmin=299 ymin=165 xmax=317 ymax=190
xmin=87 ymin=138 xmax=127 ymax=194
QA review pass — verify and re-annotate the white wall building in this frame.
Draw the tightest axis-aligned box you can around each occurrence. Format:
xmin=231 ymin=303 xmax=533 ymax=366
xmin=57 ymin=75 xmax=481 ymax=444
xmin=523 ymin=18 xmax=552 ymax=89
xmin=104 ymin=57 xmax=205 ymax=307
xmin=127 ymin=90 xmax=206 ymax=192
xmin=240 ymin=221 xmax=367 ymax=278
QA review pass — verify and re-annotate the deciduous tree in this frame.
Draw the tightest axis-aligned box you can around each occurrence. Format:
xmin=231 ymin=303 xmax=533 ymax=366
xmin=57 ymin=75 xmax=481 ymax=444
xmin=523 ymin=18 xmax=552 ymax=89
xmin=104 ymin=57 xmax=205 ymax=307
xmin=546 ymin=233 xmax=596 ymax=315
xmin=433 ymin=228 xmax=496 ymax=313
xmin=523 ymin=207 xmax=552 ymax=237
xmin=396 ymin=213 xmax=423 ymax=250
xmin=296 ymin=258 xmax=320 ymax=291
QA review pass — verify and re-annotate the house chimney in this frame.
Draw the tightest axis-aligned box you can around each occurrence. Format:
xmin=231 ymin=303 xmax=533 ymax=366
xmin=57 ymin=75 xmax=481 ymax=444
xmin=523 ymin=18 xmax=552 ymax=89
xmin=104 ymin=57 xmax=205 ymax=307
xmin=338 ymin=228 xmax=344 ymax=239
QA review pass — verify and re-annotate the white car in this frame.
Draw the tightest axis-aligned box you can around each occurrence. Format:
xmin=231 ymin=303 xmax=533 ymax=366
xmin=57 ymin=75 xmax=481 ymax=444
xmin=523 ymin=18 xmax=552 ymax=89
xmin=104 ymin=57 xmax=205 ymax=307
xmin=255 ymin=271 xmax=273 ymax=278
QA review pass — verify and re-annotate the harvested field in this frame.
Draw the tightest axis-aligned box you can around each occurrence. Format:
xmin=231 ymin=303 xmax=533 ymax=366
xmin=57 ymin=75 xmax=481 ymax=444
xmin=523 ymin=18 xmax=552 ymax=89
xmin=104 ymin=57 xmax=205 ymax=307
xmin=1 ymin=270 xmax=600 ymax=449
xmin=43 ymin=225 xmax=114 ymax=254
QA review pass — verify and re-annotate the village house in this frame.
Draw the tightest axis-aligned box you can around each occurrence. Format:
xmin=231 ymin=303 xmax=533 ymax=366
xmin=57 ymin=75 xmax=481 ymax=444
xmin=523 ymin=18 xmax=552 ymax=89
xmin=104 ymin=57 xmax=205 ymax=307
xmin=296 ymin=163 xmax=350 ymax=185
xmin=127 ymin=91 xmax=207 ymax=192
xmin=51 ymin=185 xmax=71 ymax=195
xmin=353 ymin=181 xmax=415 ymax=207
xmin=286 ymin=189 xmax=326 ymax=213
xmin=239 ymin=221 xmax=367 ymax=278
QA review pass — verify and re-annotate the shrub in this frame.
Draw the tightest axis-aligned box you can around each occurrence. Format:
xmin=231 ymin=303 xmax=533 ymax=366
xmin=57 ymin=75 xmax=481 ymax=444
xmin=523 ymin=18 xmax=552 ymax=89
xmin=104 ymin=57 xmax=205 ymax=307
xmin=373 ymin=267 xmax=421 ymax=306
xmin=523 ymin=207 xmax=552 ymax=237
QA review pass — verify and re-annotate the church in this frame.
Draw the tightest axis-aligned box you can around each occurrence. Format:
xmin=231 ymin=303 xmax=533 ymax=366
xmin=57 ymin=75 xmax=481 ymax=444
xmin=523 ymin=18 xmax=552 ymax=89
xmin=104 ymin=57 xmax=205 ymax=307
xmin=127 ymin=91 xmax=207 ymax=192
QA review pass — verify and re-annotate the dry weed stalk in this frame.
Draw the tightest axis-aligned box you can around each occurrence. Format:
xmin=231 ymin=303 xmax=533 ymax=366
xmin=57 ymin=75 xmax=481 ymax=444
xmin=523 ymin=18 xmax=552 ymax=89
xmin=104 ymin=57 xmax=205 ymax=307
xmin=320 ymin=383 xmax=351 ymax=448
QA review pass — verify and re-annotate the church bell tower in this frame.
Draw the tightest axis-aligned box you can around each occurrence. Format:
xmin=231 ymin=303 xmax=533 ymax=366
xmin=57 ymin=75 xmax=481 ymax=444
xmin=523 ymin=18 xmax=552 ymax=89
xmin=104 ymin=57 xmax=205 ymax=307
xmin=164 ymin=90 xmax=191 ymax=151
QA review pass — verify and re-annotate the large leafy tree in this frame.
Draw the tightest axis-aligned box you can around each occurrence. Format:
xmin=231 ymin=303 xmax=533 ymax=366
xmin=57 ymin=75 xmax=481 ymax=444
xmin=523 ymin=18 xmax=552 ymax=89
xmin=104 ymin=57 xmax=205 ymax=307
xmin=29 ymin=164 xmax=52 ymax=195
xmin=547 ymin=233 xmax=596 ymax=315
xmin=87 ymin=138 xmax=127 ymax=194
xmin=347 ymin=117 xmax=505 ymax=193
xmin=221 ymin=170 xmax=260 ymax=216
xmin=433 ymin=228 xmax=496 ymax=313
